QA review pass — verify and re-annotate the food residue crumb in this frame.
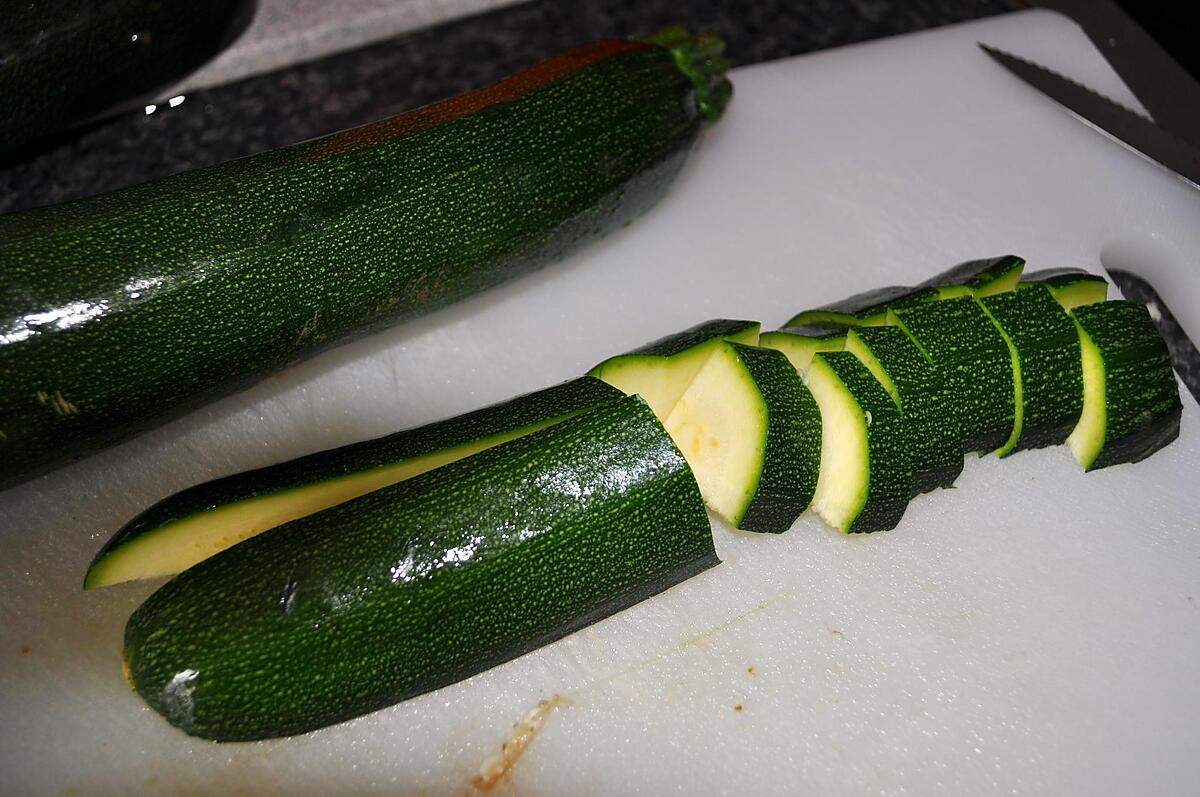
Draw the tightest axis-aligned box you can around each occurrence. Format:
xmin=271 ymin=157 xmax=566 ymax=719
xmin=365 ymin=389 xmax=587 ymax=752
xmin=19 ymin=644 xmax=31 ymax=655
xmin=746 ymin=666 xmax=754 ymax=674
xmin=734 ymin=704 xmax=743 ymax=712
xmin=471 ymin=695 xmax=570 ymax=792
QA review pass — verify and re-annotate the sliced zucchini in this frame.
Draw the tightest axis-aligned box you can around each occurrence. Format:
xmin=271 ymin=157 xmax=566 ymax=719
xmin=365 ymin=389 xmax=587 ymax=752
xmin=1067 ymin=301 xmax=1182 ymax=470
xmin=85 ymin=377 xmax=622 ymax=588
xmin=1023 ymin=267 xmax=1109 ymax=310
xmin=784 ymin=285 xmax=938 ymax=329
xmin=664 ymin=342 xmax=820 ymax=532
xmin=918 ymin=254 xmax=1025 ymax=298
xmin=980 ymin=284 xmax=1083 ymax=454
xmin=759 ymin=325 xmax=847 ymax=370
xmin=804 ymin=352 xmax=912 ymax=533
xmin=844 ymin=326 xmax=963 ymax=493
xmin=588 ymin=318 xmax=760 ymax=418
xmin=888 ymin=296 xmax=1015 ymax=454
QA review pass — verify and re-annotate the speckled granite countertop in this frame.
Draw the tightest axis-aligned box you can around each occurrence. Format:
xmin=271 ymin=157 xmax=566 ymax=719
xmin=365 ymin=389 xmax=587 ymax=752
xmin=0 ymin=0 xmax=1022 ymax=214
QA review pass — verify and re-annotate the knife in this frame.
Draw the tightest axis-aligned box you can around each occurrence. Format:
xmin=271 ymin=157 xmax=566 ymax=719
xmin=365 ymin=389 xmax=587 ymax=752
xmin=978 ymin=43 xmax=1200 ymax=190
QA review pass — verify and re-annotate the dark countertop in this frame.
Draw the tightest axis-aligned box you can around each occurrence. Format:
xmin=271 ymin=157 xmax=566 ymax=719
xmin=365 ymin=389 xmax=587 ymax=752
xmin=0 ymin=0 xmax=1021 ymax=214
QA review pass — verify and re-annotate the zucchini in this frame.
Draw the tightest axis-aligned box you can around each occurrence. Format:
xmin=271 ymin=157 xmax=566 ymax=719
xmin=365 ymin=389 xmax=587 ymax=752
xmin=917 ymin=254 xmax=1025 ymax=298
xmin=124 ymin=395 xmax=716 ymax=741
xmin=588 ymin=318 xmax=760 ymax=418
xmin=843 ymin=326 xmax=963 ymax=493
xmin=783 ymin=285 xmax=938 ymax=329
xmin=1 ymin=0 xmax=253 ymax=153
xmin=0 ymin=30 xmax=732 ymax=489
xmin=784 ymin=255 xmax=1026 ymax=329
xmin=979 ymin=284 xmax=1083 ymax=454
xmin=759 ymin=326 xmax=846 ymax=370
xmin=85 ymin=377 xmax=622 ymax=589
xmin=1067 ymin=301 xmax=1182 ymax=470
xmin=663 ymin=342 xmax=820 ymax=532
xmin=804 ymin=352 xmax=912 ymax=533
xmin=888 ymin=297 xmax=1015 ymax=454
xmin=1023 ymin=267 xmax=1109 ymax=310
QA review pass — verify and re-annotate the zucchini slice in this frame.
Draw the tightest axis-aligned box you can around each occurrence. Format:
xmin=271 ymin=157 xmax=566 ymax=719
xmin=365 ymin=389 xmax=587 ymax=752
xmin=1067 ymin=301 xmax=1182 ymax=470
xmin=888 ymin=296 xmax=1016 ymax=454
xmin=664 ymin=341 xmax=820 ymax=532
xmin=980 ymin=284 xmax=1083 ymax=454
xmin=804 ymin=352 xmax=912 ymax=533
xmin=784 ymin=285 xmax=938 ymax=329
xmin=1023 ymin=267 xmax=1109 ymax=311
xmin=124 ymin=396 xmax=717 ymax=741
xmin=85 ymin=377 xmax=622 ymax=588
xmin=759 ymin=325 xmax=847 ymax=370
xmin=588 ymin=319 xmax=761 ymax=418
xmin=918 ymin=254 xmax=1025 ymax=298
xmin=784 ymin=255 xmax=1024 ymax=329
xmin=844 ymin=326 xmax=963 ymax=493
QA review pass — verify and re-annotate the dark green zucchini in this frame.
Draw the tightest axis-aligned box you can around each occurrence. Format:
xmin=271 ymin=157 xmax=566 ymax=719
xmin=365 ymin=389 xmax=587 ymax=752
xmin=85 ymin=376 xmax=622 ymax=588
xmin=124 ymin=396 xmax=716 ymax=741
xmin=1023 ymin=268 xmax=1109 ymax=310
xmin=843 ymin=326 xmax=963 ymax=494
xmin=917 ymin=254 xmax=1025 ymax=298
xmin=1067 ymin=301 xmax=1181 ymax=470
xmin=0 ymin=0 xmax=254 ymax=153
xmin=888 ymin=297 xmax=1015 ymax=454
xmin=804 ymin=352 xmax=912 ymax=533
xmin=784 ymin=255 xmax=1026 ymax=329
xmin=0 ymin=30 xmax=732 ymax=489
xmin=979 ymin=284 xmax=1083 ymax=454
xmin=664 ymin=341 xmax=821 ymax=532
xmin=588 ymin=318 xmax=760 ymax=418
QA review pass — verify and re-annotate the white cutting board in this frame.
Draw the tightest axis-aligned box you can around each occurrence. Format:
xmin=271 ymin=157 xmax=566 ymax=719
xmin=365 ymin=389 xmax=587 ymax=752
xmin=3 ymin=10 xmax=1199 ymax=796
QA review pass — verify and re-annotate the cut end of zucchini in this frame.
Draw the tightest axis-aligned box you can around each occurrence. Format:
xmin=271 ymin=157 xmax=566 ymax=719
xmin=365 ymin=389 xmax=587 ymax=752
xmin=760 ymin=328 xmax=846 ymax=371
xmin=589 ymin=319 xmax=760 ymax=419
xmin=1023 ymin=267 xmax=1109 ymax=311
xmin=805 ymin=355 xmax=870 ymax=533
xmin=1066 ymin=321 xmax=1106 ymax=469
xmin=663 ymin=345 xmax=767 ymax=528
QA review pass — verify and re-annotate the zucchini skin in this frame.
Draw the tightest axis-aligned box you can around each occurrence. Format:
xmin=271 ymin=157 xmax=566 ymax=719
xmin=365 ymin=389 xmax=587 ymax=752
xmin=917 ymin=254 xmax=1024 ymax=297
xmin=845 ymin=327 xmax=963 ymax=494
xmin=980 ymin=284 xmax=1083 ymax=453
xmin=0 ymin=33 xmax=732 ymax=489
xmin=593 ymin=318 xmax=761 ymax=362
xmin=1022 ymin=268 xmax=1108 ymax=310
xmin=727 ymin=342 xmax=821 ymax=533
xmin=890 ymin=297 xmax=1016 ymax=454
xmin=0 ymin=0 xmax=253 ymax=153
xmin=124 ymin=396 xmax=716 ymax=741
xmin=86 ymin=376 xmax=622 ymax=587
xmin=1069 ymin=301 xmax=1181 ymax=470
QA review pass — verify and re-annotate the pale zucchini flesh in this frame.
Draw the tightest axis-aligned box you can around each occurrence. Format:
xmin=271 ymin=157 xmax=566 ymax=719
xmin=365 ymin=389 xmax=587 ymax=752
xmin=759 ymin=326 xmax=847 ymax=370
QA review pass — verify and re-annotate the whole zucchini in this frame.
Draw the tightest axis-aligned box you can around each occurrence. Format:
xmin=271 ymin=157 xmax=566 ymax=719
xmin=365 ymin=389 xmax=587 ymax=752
xmin=0 ymin=28 xmax=731 ymax=489
xmin=124 ymin=396 xmax=716 ymax=741
xmin=0 ymin=0 xmax=254 ymax=153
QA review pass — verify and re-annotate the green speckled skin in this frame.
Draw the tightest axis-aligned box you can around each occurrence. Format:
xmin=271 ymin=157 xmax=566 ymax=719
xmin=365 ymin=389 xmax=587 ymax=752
xmin=784 ymin=285 xmax=939 ymax=329
xmin=0 ymin=0 xmax=253 ymax=152
xmin=817 ymin=352 xmax=912 ymax=533
xmin=981 ymin=284 xmax=1082 ymax=453
xmin=89 ymin=376 xmax=622 ymax=578
xmin=846 ymin=327 xmax=963 ymax=494
xmin=890 ymin=297 xmax=1015 ymax=454
xmin=124 ymin=396 xmax=716 ymax=741
xmin=1023 ymin=268 xmax=1109 ymax=310
xmin=1071 ymin=301 xmax=1181 ymax=470
xmin=917 ymin=254 xmax=1024 ymax=294
xmin=727 ymin=342 xmax=821 ymax=533
xmin=0 ymin=34 xmax=731 ymax=489
xmin=595 ymin=318 xmax=760 ymax=361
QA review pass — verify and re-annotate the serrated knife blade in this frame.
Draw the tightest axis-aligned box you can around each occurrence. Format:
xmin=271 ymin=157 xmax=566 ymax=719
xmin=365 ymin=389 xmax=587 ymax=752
xmin=979 ymin=43 xmax=1200 ymax=190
